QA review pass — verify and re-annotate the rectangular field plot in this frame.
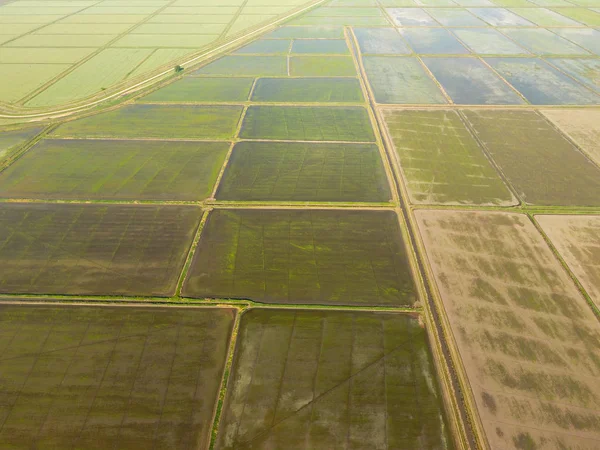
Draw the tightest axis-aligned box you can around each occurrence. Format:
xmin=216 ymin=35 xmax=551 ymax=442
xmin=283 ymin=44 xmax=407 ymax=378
xmin=251 ymin=78 xmax=364 ymax=103
xmin=552 ymin=28 xmax=600 ymax=55
xmin=0 ymin=47 xmax=96 ymax=64
xmin=415 ymin=210 xmax=600 ymax=450
xmin=450 ymin=28 xmax=529 ymax=55
xmin=264 ymin=26 xmax=345 ymax=38
xmin=386 ymin=8 xmax=439 ymax=26
xmin=0 ymin=63 xmax=70 ymax=104
xmin=500 ymin=28 xmax=590 ymax=55
xmin=289 ymin=55 xmax=357 ymax=76
xmin=554 ymin=7 xmax=600 ymax=25
xmin=536 ymin=215 xmax=600 ymax=308
xmin=0 ymin=304 xmax=234 ymax=450
xmin=541 ymin=109 xmax=600 ymax=165
xmin=215 ymin=309 xmax=452 ymax=449
xmin=183 ymin=209 xmax=417 ymax=306
xmin=234 ymin=39 xmax=291 ymax=54
xmin=363 ymin=56 xmax=447 ymax=104
xmin=239 ymin=106 xmax=375 ymax=141
xmin=0 ymin=203 xmax=201 ymax=296
xmin=0 ymin=126 xmax=42 ymax=164
xmin=546 ymin=58 xmax=599 ymax=92
xmin=382 ymin=109 xmax=516 ymax=205
xmin=423 ymin=57 xmax=525 ymax=104
xmin=291 ymin=39 xmax=350 ymax=54
xmin=508 ymin=7 xmax=583 ymax=25
xmin=485 ymin=58 xmax=600 ymax=105
xmin=468 ymin=7 xmax=534 ymax=25
xmin=215 ymin=141 xmax=391 ymax=202
xmin=463 ymin=110 xmax=600 ymax=206
xmin=192 ymin=55 xmax=288 ymax=76
xmin=0 ymin=139 xmax=229 ymax=201
xmin=399 ymin=28 xmax=470 ymax=54
xmin=425 ymin=8 xmax=487 ymax=25
xmin=353 ymin=27 xmax=411 ymax=55
xmin=140 ymin=77 xmax=255 ymax=103
xmin=51 ymin=105 xmax=243 ymax=139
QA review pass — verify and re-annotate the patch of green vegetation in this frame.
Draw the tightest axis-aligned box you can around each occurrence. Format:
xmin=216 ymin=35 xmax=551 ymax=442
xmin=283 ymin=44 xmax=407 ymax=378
xmin=0 ymin=139 xmax=230 ymax=201
xmin=140 ymin=77 xmax=255 ymax=103
xmin=251 ymin=77 xmax=364 ymax=103
xmin=183 ymin=209 xmax=417 ymax=306
xmin=552 ymin=7 xmax=600 ymax=26
xmin=264 ymin=25 xmax=344 ymax=38
xmin=289 ymin=55 xmax=357 ymax=76
xmin=239 ymin=105 xmax=376 ymax=141
xmin=0 ymin=304 xmax=234 ymax=450
xmin=216 ymin=141 xmax=391 ymax=202
xmin=291 ymin=38 xmax=350 ymax=54
xmin=0 ymin=203 xmax=202 ymax=296
xmin=214 ymin=309 xmax=453 ymax=449
xmin=52 ymin=105 xmax=243 ymax=139
xmin=234 ymin=39 xmax=291 ymax=54
xmin=193 ymin=55 xmax=288 ymax=76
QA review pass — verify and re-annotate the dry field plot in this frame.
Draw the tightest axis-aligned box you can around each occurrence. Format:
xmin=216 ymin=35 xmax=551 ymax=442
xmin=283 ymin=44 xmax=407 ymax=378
xmin=0 ymin=139 xmax=230 ymax=201
xmin=183 ymin=209 xmax=417 ymax=306
xmin=416 ymin=210 xmax=600 ymax=449
xmin=216 ymin=309 xmax=452 ymax=450
xmin=0 ymin=304 xmax=234 ymax=450
xmin=216 ymin=141 xmax=391 ymax=202
xmin=536 ymin=214 xmax=600 ymax=309
xmin=382 ymin=109 xmax=516 ymax=206
xmin=0 ymin=203 xmax=201 ymax=296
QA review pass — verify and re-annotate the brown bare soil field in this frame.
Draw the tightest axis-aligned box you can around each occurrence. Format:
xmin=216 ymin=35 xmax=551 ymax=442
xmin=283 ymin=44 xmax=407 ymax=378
xmin=415 ymin=210 xmax=600 ymax=450
xmin=536 ymin=214 xmax=600 ymax=310
xmin=541 ymin=110 xmax=600 ymax=166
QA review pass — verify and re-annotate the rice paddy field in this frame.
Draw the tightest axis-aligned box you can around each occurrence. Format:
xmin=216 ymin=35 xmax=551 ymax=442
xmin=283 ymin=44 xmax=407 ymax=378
xmin=1 ymin=0 xmax=600 ymax=448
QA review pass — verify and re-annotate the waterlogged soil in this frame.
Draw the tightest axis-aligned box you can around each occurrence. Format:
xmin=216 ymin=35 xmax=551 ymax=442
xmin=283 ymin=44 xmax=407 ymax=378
xmin=536 ymin=214 xmax=600 ymax=309
xmin=0 ymin=304 xmax=234 ymax=450
xmin=415 ymin=210 xmax=600 ymax=450
xmin=215 ymin=308 xmax=453 ymax=449
xmin=382 ymin=109 xmax=517 ymax=205
xmin=0 ymin=203 xmax=202 ymax=296
xmin=183 ymin=209 xmax=417 ymax=306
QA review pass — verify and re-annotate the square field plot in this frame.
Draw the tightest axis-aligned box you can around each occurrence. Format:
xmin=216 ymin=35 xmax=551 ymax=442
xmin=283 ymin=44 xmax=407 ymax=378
xmin=139 ymin=77 xmax=255 ymax=103
xmin=183 ymin=209 xmax=417 ymax=306
xmin=536 ymin=215 xmax=600 ymax=308
xmin=382 ymin=109 xmax=516 ymax=205
xmin=216 ymin=141 xmax=391 ymax=202
xmin=251 ymin=78 xmax=364 ymax=103
xmin=363 ymin=57 xmax=447 ymax=104
xmin=0 ymin=203 xmax=202 ymax=296
xmin=415 ymin=210 xmax=600 ymax=450
xmin=541 ymin=109 xmax=600 ymax=165
xmin=0 ymin=139 xmax=229 ymax=201
xmin=51 ymin=105 xmax=243 ymax=139
xmin=239 ymin=106 xmax=375 ymax=141
xmin=0 ymin=304 xmax=234 ymax=450
xmin=423 ymin=57 xmax=525 ymax=104
xmin=485 ymin=58 xmax=600 ymax=105
xmin=353 ymin=27 xmax=411 ymax=55
xmin=215 ymin=309 xmax=452 ymax=449
xmin=463 ymin=110 xmax=600 ymax=206
xmin=0 ymin=126 xmax=43 ymax=164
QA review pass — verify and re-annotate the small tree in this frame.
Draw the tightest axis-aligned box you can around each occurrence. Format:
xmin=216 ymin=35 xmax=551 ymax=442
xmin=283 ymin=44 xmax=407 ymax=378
xmin=174 ymin=65 xmax=184 ymax=73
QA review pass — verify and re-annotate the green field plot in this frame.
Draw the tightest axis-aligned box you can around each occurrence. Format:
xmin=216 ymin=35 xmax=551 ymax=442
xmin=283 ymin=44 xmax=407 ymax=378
xmin=126 ymin=48 xmax=194 ymax=79
xmin=415 ymin=210 xmax=600 ymax=450
xmin=537 ymin=215 xmax=600 ymax=308
xmin=0 ymin=126 xmax=42 ymax=164
xmin=112 ymin=34 xmax=217 ymax=48
xmin=541 ymin=109 xmax=600 ymax=165
xmin=59 ymin=13 xmax=148 ymax=24
xmin=140 ymin=77 xmax=254 ymax=103
xmin=183 ymin=209 xmax=417 ymax=306
xmin=468 ymin=7 xmax=534 ymax=25
xmin=216 ymin=141 xmax=391 ymax=202
xmin=215 ymin=309 xmax=452 ymax=449
xmin=34 ymin=22 xmax=132 ymax=34
xmin=485 ymin=58 xmax=600 ymax=104
xmin=422 ymin=57 xmax=525 ymax=104
xmin=0 ymin=304 xmax=234 ymax=450
xmin=0 ymin=47 xmax=96 ymax=64
xmin=353 ymin=27 xmax=411 ymax=55
xmin=240 ymin=106 xmax=375 ymax=141
xmin=546 ymin=58 xmax=599 ymax=92
xmin=386 ymin=8 xmax=439 ymax=26
xmin=500 ymin=28 xmax=590 ymax=55
xmin=399 ymin=28 xmax=470 ymax=54
xmin=508 ymin=7 xmax=583 ymax=25
xmin=363 ymin=56 xmax=447 ymax=104
xmin=289 ymin=55 xmax=357 ymax=76
xmin=131 ymin=23 xmax=227 ymax=35
xmin=4 ymin=33 xmax=115 ymax=47
xmin=291 ymin=39 xmax=350 ymax=54
xmin=0 ymin=203 xmax=201 ymax=296
xmin=147 ymin=14 xmax=233 ymax=24
xmin=383 ymin=109 xmax=516 ymax=205
xmin=553 ymin=7 xmax=600 ymax=25
xmin=264 ymin=25 xmax=344 ymax=38
xmin=0 ymin=63 xmax=69 ymax=103
xmin=0 ymin=139 xmax=229 ymax=201
xmin=234 ymin=39 xmax=291 ymax=54
xmin=251 ymin=78 xmax=364 ymax=103
xmin=463 ymin=110 xmax=600 ymax=206
xmin=450 ymin=28 xmax=529 ymax=55
xmin=307 ymin=6 xmax=384 ymax=16
xmin=26 ymin=48 xmax=154 ymax=107
xmin=425 ymin=8 xmax=487 ymax=25
xmin=52 ymin=105 xmax=243 ymax=139
xmin=193 ymin=55 xmax=288 ymax=76
xmin=552 ymin=28 xmax=600 ymax=55
xmin=291 ymin=15 xmax=390 ymax=26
